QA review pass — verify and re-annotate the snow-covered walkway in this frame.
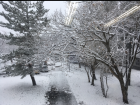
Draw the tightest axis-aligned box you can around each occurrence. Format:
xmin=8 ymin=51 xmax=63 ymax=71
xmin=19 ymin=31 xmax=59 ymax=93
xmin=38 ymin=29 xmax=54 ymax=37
xmin=45 ymin=70 xmax=78 ymax=105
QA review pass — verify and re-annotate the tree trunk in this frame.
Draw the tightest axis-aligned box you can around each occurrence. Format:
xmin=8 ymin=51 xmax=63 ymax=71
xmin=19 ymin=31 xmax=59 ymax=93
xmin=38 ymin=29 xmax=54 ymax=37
xmin=127 ymin=68 xmax=132 ymax=86
xmin=69 ymin=62 xmax=70 ymax=72
xmin=91 ymin=65 xmax=95 ymax=86
xmin=128 ymin=40 xmax=131 ymax=86
xmin=94 ymin=59 xmax=97 ymax=80
xmin=94 ymin=71 xmax=97 ymax=80
xmin=125 ymin=56 xmax=128 ymax=81
xmin=28 ymin=63 xmax=36 ymax=86
xmin=87 ymin=71 xmax=90 ymax=83
xmin=119 ymin=78 xmax=129 ymax=104
xmin=85 ymin=64 xmax=90 ymax=82
xmin=30 ymin=74 xmax=36 ymax=86
xmin=79 ymin=62 xmax=81 ymax=68
xmin=91 ymin=74 xmax=95 ymax=85
xmin=100 ymin=76 xmax=106 ymax=97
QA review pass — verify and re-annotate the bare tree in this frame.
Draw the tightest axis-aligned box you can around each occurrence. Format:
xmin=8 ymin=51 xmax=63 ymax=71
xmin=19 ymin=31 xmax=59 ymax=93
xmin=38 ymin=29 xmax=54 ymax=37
xmin=69 ymin=1 xmax=140 ymax=104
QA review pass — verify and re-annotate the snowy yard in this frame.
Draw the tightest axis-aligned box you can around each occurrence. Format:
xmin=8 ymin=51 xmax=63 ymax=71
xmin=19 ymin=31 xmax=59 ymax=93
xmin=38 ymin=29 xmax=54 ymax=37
xmin=64 ymin=64 xmax=140 ymax=105
xmin=0 ymin=63 xmax=140 ymax=105
xmin=0 ymin=73 xmax=50 ymax=105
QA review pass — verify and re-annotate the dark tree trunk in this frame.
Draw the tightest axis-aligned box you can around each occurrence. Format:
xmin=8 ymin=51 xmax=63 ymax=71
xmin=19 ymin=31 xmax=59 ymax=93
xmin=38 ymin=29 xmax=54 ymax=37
xmin=94 ymin=59 xmax=97 ymax=80
xmin=91 ymin=74 xmax=95 ymax=85
xmin=79 ymin=62 xmax=81 ymax=68
xmin=69 ymin=62 xmax=70 ymax=72
xmin=87 ymin=71 xmax=90 ymax=83
xmin=94 ymin=72 xmax=97 ymax=80
xmin=28 ymin=63 xmax=36 ymax=86
xmin=30 ymin=74 xmax=36 ymax=86
xmin=128 ymin=40 xmax=132 ymax=86
xmin=127 ymin=68 xmax=132 ymax=86
xmin=125 ymin=56 xmax=128 ymax=81
xmin=125 ymin=50 xmax=131 ymax=86
xmin=119 ymin=78 xmax=129 ymax=104
xmin=85 ymin=64 xmax=90 ymax=82
xmin=91 ymin=65 xmax=95 ymax=86
xmin=100 ymin=76 xmax=106 ymax=97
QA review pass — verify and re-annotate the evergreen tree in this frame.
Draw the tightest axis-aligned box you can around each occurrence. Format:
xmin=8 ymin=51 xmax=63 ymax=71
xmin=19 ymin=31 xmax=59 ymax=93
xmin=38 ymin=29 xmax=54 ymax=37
xmin=0 ymin=1 xmax=49 ymax=86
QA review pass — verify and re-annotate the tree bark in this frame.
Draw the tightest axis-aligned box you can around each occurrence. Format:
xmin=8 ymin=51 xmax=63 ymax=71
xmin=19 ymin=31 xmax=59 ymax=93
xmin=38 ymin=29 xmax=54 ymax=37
xmin=79 ymin=62 xmax=81 ymax=68
xmin=127 ymin=68 xmax=132 ymax=86
xmin=125 ymin=56 xmax=128 ymax=81
xmin=30 ymin=74 xmax=36 ymax=86
xmin=94 ymin=72 xmax=97 ymax=80
xmin=119 ymin=78 xmax=129 ymax=104
xmin=91 ymin=74 xmax=95 ymax=85
xmin=28 ymin=63 xmax=36 ymax=86
xmin=85 ymin=64 xmax=90 ymax=82
xmin=100 ymin=76 xmax=106 ymax=97
xmin=69 ymin=62 xmax=70 ymax=72
xmin=91 ymin=65 xmax=95 ymax=86
xmin=87 ymin=71 xmax=90 ymax=83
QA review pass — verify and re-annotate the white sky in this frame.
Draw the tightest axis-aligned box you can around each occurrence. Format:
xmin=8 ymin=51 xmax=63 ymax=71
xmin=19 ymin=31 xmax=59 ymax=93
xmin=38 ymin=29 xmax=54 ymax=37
xmin=0 ymin=1 xmax=67 ymax=34
xmin=44 ymin=1 xmax=67 ymax=16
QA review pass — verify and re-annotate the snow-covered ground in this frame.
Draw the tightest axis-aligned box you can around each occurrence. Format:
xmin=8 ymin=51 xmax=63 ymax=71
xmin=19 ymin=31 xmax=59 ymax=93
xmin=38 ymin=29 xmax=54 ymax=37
xmin=64 ymin=64 xmax=140 ymax=105
xmin=0 ymin=73 xmax=50 ymax=105
xmin=0 ymin=62 xmax=140 ymax=105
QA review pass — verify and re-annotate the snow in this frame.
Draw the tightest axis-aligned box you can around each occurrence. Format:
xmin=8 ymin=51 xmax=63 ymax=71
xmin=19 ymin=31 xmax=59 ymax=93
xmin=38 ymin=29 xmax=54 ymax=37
xmin=64 ymin=64 xmax=140 ymax=105
xmin=48 ymin=70 xmax=70 ymax=92
xmin=0 ymin=63 xmax=140 ymax=105
xmin=47 ymin=59 xmax=55 ymax=70
xmin=47 ymin=60 xmax=54 ymax=66
xmin=48 ymin=65 xmax=55 ymax=70
xmin=55 ymin=62 xmax=62 ymax=67
xmin=0 ymin=73 xmax=50 ymax=105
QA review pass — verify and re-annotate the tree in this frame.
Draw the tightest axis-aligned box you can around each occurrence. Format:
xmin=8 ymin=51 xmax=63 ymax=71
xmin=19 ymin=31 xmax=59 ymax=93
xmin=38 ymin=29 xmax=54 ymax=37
xmin=40 ymin=9 xmax=80 ymax=66
xmin=70 ymin=1 xmax=140 ymax=103
xmin=0 ymin=37 xmax=6 ymax=55
xmin=0 ymin=1 xmax=49 ymax=86
xmin=90 ymin=58 xmax=99 ymax=86
xmin=117 ymin=1 xmax=140 ymax=86
xmin=100 ymin=64 xmax=109 ymax=98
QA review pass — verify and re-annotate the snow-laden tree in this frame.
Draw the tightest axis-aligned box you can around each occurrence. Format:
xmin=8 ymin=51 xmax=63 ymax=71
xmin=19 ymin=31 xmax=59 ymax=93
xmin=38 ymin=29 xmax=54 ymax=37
xmin=37 ymin=9 xmax=80 ymax=67
xmin=69 ymin=1 xmax=140 ymax=103
xmin=0 ymin=37 xmax=6 ymax=56
xmin=47 ymin=3 xmax=101 ymax=84
xmin=69 ymin=1 xmax=112 ymax=86
xmin=115 ymin=1 xmax=140 ymax=86
xmin=0 ymin=37 xmax=6 ymax=72
xmin=0 ymin=1 xmax=49 ymax=86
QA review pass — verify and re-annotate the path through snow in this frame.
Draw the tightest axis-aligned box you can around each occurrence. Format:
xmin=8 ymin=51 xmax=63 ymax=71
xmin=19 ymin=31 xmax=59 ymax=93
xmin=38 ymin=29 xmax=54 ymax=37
xmin=45 ymin=70 xmax=78 ymax=105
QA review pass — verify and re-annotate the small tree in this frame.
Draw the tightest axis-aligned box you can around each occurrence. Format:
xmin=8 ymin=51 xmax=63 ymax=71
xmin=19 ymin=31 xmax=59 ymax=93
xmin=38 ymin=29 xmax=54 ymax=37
xmin=100 ymin=64 xmax=109 ymax=98
xmin=0 ymin=1 xmax=49 ymax=86
xmin=90 ymin=58 xmax=99 ymax=86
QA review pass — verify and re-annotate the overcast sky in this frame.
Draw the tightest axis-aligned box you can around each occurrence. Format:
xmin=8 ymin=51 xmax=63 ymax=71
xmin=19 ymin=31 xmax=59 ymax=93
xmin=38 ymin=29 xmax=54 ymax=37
xmin=0 ymin=1 xmax=67 ymax=34
xmin=44 ymin=1 xmax=67 ymax=16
